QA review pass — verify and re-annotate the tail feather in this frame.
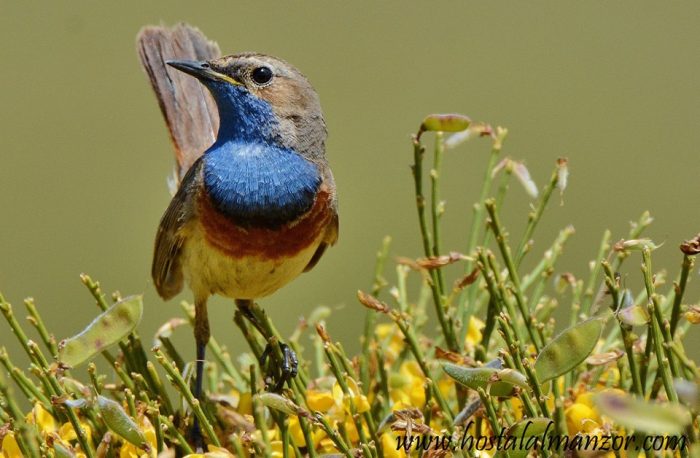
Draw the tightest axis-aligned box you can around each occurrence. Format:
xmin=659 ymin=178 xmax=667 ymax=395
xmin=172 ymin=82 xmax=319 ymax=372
xmin=137 ymin=23 xmax=221 ymax=182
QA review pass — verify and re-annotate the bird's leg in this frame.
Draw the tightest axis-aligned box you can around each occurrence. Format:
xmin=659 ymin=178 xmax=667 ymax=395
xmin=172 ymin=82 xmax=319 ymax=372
xmin=235 ymin=299 xmax=298 ymax=392
xmin=192 ymin=298 xmax=210 ymax=451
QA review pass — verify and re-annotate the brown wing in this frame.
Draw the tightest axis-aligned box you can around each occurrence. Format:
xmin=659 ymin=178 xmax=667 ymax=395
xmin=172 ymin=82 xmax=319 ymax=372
xmin=152 ymin=159 xmax=203 ymax=299
xmin=304 ymin=211 xmax=339 ymax=273
xmin=137 ymin=23 xmax=221 ymax=181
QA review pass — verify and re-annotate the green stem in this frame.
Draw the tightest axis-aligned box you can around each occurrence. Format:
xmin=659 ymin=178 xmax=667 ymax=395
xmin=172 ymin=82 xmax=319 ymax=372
xmin=648 ymin=301 xmax=678 ymax=403
xmin=523 ymin=226 xmax=575 ymax=311
xmin=430 ymin=133 xmax=448 ymax=295
xmin=462 ymin=129 xmax=506 ymax=295
xmin=315 ymin=413 xmax=353 ymax=458
xmin=460 ymin=130 xmax=507 ymax=344
xmin=28 ymin=341 xmax=95 ymax=457
xmin=522 ymin=359 xmax=552 ymax=420
xmin=0 ymin=372 xmax=38 ymax=457
xmin=602 ymin=262 xmax=643 ymax=395
xmin=476 ymin=387 xmax=501 ymax=434
xmin=670 ymin=255 xmax=694 ymax=336
xmin=361 ymin=236 xmax=391 ymax=392
xmin=249 ymin=365 xmax=273 ymax=458
xmin=0 ymin=349 xmax=52 ymax=411
xmin=393 ymin=315 xmax=454 ymax=422
xmin=581 ymin=230 xmax=612 ymax=316
xmin=515 ymin=166 xmax=560 ymax=266
xmin=411 ymin=136 xmax=458 ymax=351
xmin=154 ymin=348 xmax=221 ymax=447
xmin=160 ymin=414 xmax=194 ymax=455
xmin=323 ymin=342 xmax=373 ymax=456
xmin=642 ymin=249 xmax=680 ymax=379
xmin=24 ymin=298 xmax=58 ymax=357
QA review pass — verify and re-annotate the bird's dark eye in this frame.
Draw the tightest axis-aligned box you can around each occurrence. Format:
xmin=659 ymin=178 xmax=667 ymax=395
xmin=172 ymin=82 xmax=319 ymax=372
xmin=251 ymin=66 xmax=273 ymax=85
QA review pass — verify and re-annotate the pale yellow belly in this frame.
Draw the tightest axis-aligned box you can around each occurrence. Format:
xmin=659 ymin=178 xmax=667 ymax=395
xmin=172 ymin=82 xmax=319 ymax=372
xmin=181 ymin=223 xmax=322 ymax=300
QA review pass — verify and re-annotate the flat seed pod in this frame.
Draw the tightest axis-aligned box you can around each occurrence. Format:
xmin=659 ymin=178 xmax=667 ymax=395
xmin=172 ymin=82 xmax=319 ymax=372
xmin=505 ymin=417 xmax=554 ymax=437
xmin=58 ymin=295 xmax=143 ymax=368
xmin=594 ymin=391 xmax=691 ymax=434
xmin=534 ymin=318 xmax=603 ymax=382
xmin=494 ymin=417 xmax=554 ymax=458
xmin=53 ymin=443 xmax=76 ymax=458
xmin=97 ymin=395 xmax=148 ymax=449
xmin=442 ymin=363 xmax=528 ymax=397
xmin=420 ymin=114 xmax=471 ymax=133
xmin=256 ymin=392 xmax=299 ymax=416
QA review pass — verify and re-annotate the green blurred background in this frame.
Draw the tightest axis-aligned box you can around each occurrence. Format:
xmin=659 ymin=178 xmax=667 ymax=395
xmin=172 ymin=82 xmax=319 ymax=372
xmin=1 ymin=2 xmax=698 ymax=364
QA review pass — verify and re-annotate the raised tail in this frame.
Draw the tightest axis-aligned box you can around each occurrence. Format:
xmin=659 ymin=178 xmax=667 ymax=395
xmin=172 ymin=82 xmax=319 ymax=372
xmin=137 ymin=23 xmax=221 ymax=184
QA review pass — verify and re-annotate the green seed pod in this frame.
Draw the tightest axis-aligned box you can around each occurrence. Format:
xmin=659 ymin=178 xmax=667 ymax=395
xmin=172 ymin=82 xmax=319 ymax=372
xmin=58 ymin=295 xmax=143 ymax=368
xmin=256 ymin=392 xmax=299 ymax=416
xmin=61 ymin=377 xmax=89 ymax=398
xmin=420 ymin=114 xmax=471 ymax=134
xmin=505 ymin=417 xmax=553 ymax=437
xmin=594 ymin=390 xmax=691 ymax=434
xmin=495 ymin=418 xmax=554 ymax=458
xmin=97 ymin=395 xmax=148 ymax=449
xmin=535 ymin=318 xmax=603 ymax=382
xmin=442 ymin=363 xmax=528 ymax=397
xmin=54 ymin=443 xmax=77 ymax=458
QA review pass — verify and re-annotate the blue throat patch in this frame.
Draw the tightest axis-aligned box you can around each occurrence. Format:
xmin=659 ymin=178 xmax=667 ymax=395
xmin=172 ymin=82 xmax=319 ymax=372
xmin=203 ymin=142 xmax=320 ymax=229
xmin=207 ymin=81 xmax=279 ymax=143
xmin=201 ymin=82 xmax=320 ymax=229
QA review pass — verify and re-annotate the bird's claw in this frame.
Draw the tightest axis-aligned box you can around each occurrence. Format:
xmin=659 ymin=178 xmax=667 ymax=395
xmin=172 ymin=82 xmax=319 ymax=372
xmin=260 ymin=342 xmax=298 ymax=392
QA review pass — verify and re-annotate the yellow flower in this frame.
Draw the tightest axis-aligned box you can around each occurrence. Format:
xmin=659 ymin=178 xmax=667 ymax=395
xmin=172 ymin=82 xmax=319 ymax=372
xmin=437 ymin=376 xmax=454 ymax=398
xmin=59 ymin=421 xmax=93 ymax=445
xmin=565 ymin=402 xmax=600 ymax=434
xmin=509 ymin=397 xmax=525 ymax=421
xmin=575 ymin=426 xmax=617 ymax=458
xmin=205 ymin=446 xmax=236 ymax=457
xmin=544 ymin=377 xmax=565 ymax=412
xmin=287 ymin=416 xmax=326 ymax=448
xmin=345 ymin=415 xmax=367 ymax=444
xmin=465 ymin=316 xmax=485 ymax=349
xmin=332 ymin=377 xmax=370 ymax=414
xmin=389 ymin=361 xmax=425 ymax=409
xmin=1 ymin=432 xmax=22 ymax=458
xmin=238 ymin=392 xmax=252 ymax=416
xmin=118 ymin=415 xmax=156 ymax=458
xmin=375 ymin=323 xmax=405 ymax=363
xmin=575 ymin=391 xmax=596 ymax=409
xmin=270 ymin=440 xmax=293 ymax=458
xmin=318 ymin=437 xmax=339 ymax=454
xmin=183 ymin=446 xmax=235 ymax=458
xmin=597 ymin=367 xmax=620 ymax=387
xmin=26 ymin=403 xmax=56 ymax=436
xmin=390 ymin=400 xmax=411 ymax=411
xmin=306 ymin=389 xmax=335 ymax=412
xmin=380 ymin=432 xmax=408 ymax=458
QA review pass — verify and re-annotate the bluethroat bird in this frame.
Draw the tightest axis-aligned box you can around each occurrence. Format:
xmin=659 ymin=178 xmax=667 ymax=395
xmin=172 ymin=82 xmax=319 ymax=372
xmin=137 ymin=23 xmax=338 ymax=435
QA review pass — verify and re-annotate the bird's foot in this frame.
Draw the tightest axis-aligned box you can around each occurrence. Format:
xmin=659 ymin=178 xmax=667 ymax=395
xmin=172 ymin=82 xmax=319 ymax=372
xmin=260 ymin=341 xmax=298 ymax=392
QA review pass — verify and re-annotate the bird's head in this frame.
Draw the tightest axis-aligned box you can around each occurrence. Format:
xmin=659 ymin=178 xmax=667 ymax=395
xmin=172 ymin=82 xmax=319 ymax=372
xmin=167 ymin=53 xmax=326 ymax=156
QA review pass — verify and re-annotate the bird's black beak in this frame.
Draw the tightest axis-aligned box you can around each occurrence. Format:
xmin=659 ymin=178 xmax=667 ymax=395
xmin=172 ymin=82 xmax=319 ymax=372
xmin=166 ymin=59 xmax=242 ymax=86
